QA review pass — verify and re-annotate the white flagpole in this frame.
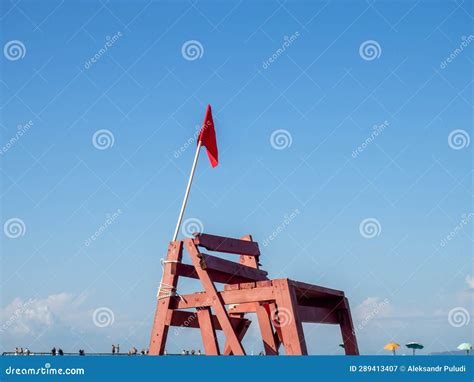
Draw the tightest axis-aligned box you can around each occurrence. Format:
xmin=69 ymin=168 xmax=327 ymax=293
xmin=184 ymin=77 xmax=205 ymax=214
xmin=156 ymin=141 xmax=202 ymax=302
xmin=172 ymin=141 xmax=202 ymax=241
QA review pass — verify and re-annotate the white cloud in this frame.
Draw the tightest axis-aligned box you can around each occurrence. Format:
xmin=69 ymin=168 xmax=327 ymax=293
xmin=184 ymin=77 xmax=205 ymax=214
xmin=465 ymin=275 xmax=474 ymax=289
xmin=354 ymin=297 xmax=392 ymax=321
xmin=0 ymin=293 xmax=86 ymax=336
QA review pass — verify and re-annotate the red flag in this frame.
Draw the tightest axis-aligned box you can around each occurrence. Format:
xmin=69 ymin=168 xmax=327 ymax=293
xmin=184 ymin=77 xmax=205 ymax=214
xmin=198 ymin=104 xmax=218 ymax=168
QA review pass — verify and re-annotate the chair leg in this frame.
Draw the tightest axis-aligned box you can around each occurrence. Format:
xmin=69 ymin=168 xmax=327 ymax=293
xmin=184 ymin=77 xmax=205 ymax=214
xmin=197 ymin=307 xmax=220 ymax=355
xmin=272 ymin=279 xmax=307 ymax=355
xmin=339 ymin=298 xmax=359 ymax=355
xmin=256 ymin=303 xmax=279 ymax=355
xmin=149 ymin=241 xmax=183 ymax=355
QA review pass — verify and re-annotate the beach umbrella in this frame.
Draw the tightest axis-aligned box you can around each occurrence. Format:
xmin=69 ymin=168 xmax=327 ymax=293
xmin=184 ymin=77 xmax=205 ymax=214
xmin=384 ymin=342 xmax=400 ymax=355
xmin=457 ymin=343 xmax=473 ymax=355
xmin=405 ymin=342 xmax=424 ymax=355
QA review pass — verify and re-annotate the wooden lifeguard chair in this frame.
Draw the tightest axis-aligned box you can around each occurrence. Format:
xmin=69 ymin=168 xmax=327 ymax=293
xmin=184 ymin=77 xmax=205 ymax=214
xmin=149 ymin=233 xmax=359 ymax=355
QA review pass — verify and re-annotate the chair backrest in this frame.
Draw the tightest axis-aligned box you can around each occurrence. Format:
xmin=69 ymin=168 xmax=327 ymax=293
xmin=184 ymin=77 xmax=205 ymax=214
xmin=171 ymin=233 xmax=268 ymax=285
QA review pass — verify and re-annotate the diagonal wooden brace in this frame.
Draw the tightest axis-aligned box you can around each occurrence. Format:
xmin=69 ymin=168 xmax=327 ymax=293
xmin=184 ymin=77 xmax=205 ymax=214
xmin=185 ymin=239 xmax=246 ymax=355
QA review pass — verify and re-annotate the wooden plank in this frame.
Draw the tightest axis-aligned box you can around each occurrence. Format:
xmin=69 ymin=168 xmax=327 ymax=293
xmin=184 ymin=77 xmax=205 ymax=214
xmin=240 ymin=282 xmax=257 ymax=289
xmin=223 ymin=315 xmax=251 ymax=355
xmin=239 ymin=234 xmax=260 ymax=268
xmin=224 ymin=281 xmax=272 ymax=291
xmin=289 ymin=279 xmax=345 ymax=298
xmin=171 ymin=262 xmax=258 ymax=284
xmin=201 ymin=254 xmax=268 ymax=281
xmin=167 ymin=309 xmax=248 ymax=331
xmin=148 ymin=241 xmax=183 ymax=355
xmin=228 ymin=302 xmax=257 ymax=314
xmin=272 ymin=279 xmax=308 ymax=355
xmin=298 ymin=305 xmax=339 ymax=324
xmin=185 ymin=239 xmax=246 ymax=355
xmin=197 ymin=308 xmax=220 ymax=355
xmin=170 ymin=286 xmax=275 ymax=309
xmin=193 ymin=233 xmax=260 ymax=256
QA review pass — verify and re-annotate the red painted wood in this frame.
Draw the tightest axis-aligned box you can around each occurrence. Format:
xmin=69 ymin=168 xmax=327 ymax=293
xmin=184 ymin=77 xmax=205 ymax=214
xmin=197 ymin=308 xmax=220 ymax=355
xmin=186 ymin=239 xmax=246 ymax=355
xmin=167 ymin=309 xmax=248 ymax=331
xmin=339 ymin=298 xmax=359 ymax=355
xmin=170 ymin=286 xmax=275 ymax=309
xmin=193 ymin=233 xmax=260 ymax=256
xmin=149 ymin=233 xmax=359 ymax=357
xmin=149 ymin=241 xmax=183 ymax=355
xmin=289 ymin=279 xmax=345 ymax=298
xmin=171 ymin=262 xmax=260 ymax=284
xmin=200 ymin=253 xmax=268 ymax=281
xmin=256 ymin=303 xmax=279 ymax=355
xmin=223 ymin=315 xmax=251 ymax=355
xmin=272 ymin=279 xmax=308 ymax=355
xmin=298 ymin=305 xmax=339 ymax=324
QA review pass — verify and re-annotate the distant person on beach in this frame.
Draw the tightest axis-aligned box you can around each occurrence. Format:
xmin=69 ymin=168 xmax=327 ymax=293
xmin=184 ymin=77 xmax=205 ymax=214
xmin=25 ymin=348 xmax=30 ymax=355
xmin=58 ymin=348 xmax=64 ymax=356
xmin=116 ymin=344 xmax=120 ymax=353
xmin=112 ymin=344 xmax=116 ymax=355
xmin=79 ymin=349 xmax=85 ymax=356
xmin=51 ymin=347 xmax=56 ymax=356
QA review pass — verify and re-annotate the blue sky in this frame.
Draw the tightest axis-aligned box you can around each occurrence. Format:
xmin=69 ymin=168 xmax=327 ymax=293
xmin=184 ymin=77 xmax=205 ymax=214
xmin=0 ymin=0 xmax=472 ymax=355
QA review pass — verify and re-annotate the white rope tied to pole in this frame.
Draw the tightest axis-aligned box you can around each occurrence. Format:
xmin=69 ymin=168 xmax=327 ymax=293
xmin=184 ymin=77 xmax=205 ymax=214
xmin=156 ymin=259 xmax=183 ymax=300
